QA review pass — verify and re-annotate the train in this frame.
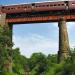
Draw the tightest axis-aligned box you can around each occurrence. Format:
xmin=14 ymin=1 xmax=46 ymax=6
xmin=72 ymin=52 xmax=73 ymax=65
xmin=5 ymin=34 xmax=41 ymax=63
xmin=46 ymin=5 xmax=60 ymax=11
xmin=0 ymin=1 xmax=75 ymax=14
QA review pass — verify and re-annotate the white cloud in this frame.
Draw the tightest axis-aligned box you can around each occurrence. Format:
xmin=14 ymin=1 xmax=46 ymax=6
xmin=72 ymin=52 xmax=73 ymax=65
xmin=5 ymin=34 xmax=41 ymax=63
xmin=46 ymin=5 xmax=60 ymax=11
xmin=13 ymin=33 xmax=58 ymax=58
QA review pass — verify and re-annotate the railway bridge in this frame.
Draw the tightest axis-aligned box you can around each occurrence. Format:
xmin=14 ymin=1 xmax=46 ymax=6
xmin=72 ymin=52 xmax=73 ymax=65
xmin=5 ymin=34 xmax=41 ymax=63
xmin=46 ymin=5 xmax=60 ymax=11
xmin=0 ymin=1 xmax=75 ymax=71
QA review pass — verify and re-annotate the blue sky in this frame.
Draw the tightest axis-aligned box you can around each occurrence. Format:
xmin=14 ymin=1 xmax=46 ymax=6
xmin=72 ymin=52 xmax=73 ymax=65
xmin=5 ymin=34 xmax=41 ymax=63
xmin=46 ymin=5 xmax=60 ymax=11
xmin=0 ymin=0 xmax=75 ymax=58
xmin=0 ymin=0 xmax=68 ymax=5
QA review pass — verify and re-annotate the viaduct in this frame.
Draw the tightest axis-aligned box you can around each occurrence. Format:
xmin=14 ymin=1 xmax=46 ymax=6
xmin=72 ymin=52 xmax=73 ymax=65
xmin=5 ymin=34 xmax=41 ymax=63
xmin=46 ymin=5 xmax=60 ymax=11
xmin=0 ymin=1 xmax=75 ymax=72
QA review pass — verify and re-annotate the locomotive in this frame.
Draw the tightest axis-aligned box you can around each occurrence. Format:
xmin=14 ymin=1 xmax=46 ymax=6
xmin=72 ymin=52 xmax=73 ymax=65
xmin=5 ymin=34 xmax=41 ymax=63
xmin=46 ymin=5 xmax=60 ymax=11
xmin=0 ymin=1 xmax=75 ymax=14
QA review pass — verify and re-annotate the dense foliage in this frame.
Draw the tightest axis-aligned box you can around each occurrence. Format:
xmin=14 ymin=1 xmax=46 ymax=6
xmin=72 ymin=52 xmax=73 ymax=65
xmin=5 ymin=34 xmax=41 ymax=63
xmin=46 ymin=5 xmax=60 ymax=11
xmin=0 ymin=25 xmax=75 ymax=75
xmin=1 ymin=48 xmax=75 ymax=75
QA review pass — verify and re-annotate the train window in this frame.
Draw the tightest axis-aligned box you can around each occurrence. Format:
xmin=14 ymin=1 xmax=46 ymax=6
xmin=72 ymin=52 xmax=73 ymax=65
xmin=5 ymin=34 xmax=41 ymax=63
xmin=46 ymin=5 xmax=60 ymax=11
xmin=24 ymin=6 xmax=27 ymax=8
xmin=47 ymin=5 xmax=49 ymax=7
xmin=18 ymin=7 xmax=20 ymax=9
xmin=2 ymin=7 xmax=4 ymax=9
xmin=54 ymin=4 xmax=57 ymax=6
xmin=62 ymin=4 xmax=64 ymax=6
xmin=11 ymin=8 xmax=14 ymax=9
xmin=7 ymin=8 xmax=10 ymax=10
xmin=35 ymin=6 xmax=37 ymax=7
xmin=32 ymin=3 xmax=35 ymax=6
xmin=50 ymin=4 xmax=53 ymax=7
xmin=58 ymin=4 xmax=60 ymax=6
xmin=72 ymin=3 xmax=75 ymax=5
xmin=36 ymin=6 xmax=39 ymax=7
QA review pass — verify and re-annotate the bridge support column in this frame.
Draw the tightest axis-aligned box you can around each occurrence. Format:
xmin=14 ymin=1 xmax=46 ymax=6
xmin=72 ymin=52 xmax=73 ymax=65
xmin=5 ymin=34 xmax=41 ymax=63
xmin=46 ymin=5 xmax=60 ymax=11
xmin=0 ymin=13 xmax=6 ymax=25
xmin=0 ymin=13 xmax=13 ymax=73
xmin=58 ymin=18 xmax=71 ymax=62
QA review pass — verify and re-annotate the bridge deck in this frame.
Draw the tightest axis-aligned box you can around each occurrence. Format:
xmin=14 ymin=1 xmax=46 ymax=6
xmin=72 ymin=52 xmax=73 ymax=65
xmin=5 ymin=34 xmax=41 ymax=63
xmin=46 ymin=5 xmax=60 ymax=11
xmin=5 ymin=9 xmax=75 ymax=24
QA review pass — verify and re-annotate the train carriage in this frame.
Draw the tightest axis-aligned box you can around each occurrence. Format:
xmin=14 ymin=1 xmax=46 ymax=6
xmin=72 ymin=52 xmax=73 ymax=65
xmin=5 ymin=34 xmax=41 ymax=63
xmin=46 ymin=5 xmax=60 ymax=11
xmin=1 ymin=1 xmax=75 ymax=14
xmin=31 ymin=1 xmax=66 ymax=12
xmin=1 ymin=4 xmax=32 ymax=14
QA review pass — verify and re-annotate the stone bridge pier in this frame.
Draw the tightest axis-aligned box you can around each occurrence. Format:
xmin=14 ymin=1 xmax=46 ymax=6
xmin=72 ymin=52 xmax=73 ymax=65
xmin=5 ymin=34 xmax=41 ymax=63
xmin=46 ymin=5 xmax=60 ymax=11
xmin=58 ymin=18 xmax=71 ymax=62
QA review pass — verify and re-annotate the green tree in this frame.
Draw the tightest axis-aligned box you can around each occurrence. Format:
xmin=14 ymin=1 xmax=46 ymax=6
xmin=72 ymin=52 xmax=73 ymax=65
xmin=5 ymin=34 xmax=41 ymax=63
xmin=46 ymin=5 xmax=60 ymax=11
xmin=0 ymin=25 xmax=12 ymax=74
xmin=29 ymin=53 xmax=47 ymax=75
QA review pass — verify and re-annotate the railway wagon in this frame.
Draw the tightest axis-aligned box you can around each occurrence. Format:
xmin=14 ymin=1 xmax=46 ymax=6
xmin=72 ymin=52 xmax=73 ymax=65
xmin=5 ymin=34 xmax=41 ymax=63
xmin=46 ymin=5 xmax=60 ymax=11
xmin=1 ymin=4 xmax=32 ymax=14
xmin=1 ymin=1 xmax=75 ymax=14
xmin=32 ymin=1 xmax=66 ymax=12
xmin=1 ymin=1 xmax=66 ymax=14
